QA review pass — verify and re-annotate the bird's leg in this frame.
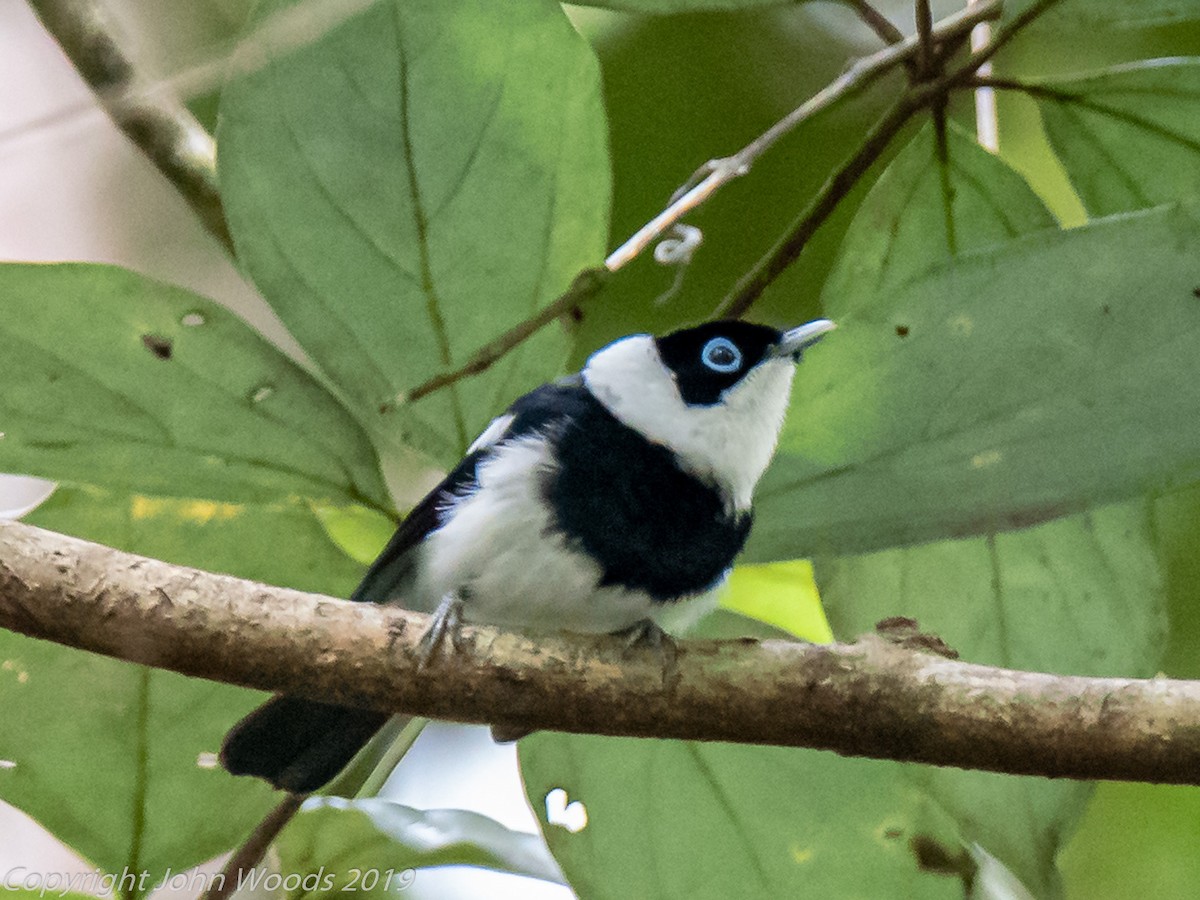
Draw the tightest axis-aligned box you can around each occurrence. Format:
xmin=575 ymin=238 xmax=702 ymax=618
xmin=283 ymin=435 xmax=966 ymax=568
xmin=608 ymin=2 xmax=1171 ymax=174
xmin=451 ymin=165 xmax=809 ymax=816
xmin=616 ymin=618 xmax=679 ymax=687
xmin=416 ymin=592 xmax=465 ymax=670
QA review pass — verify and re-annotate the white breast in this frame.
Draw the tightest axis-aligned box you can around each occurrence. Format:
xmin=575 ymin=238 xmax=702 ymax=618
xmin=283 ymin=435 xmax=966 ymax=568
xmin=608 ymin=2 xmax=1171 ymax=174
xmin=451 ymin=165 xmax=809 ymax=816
xmin=411 ymin=436 xmax=664 ymax=633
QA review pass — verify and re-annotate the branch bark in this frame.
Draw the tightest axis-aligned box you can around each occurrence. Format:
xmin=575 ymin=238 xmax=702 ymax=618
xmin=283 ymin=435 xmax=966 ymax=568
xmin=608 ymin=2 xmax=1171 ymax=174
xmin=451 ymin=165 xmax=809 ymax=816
xmin=29 ymin=0 xmax=232 ymax=254
xmin=2 ymin=521 xmax=1199 ymax=785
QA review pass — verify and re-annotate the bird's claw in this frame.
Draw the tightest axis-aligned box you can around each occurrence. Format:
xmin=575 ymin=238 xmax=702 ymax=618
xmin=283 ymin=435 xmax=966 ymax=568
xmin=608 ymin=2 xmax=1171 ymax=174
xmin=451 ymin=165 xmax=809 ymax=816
xmin=416 ymin=593 xmax=465 ymax=670
xmin=617 ymin=618 xmax=679 ymax=688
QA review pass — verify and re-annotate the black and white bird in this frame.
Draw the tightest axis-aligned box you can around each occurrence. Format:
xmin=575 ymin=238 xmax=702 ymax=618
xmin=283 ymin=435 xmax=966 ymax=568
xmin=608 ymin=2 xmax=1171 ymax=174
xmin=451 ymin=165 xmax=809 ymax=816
xmin=221 ymin=318 xmax=835 ymax=793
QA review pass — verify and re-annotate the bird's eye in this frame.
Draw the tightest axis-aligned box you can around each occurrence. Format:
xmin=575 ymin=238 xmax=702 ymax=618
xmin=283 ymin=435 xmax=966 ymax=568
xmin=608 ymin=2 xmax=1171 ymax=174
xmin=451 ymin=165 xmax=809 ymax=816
xmin=700 ymin=337 xmax=742 ymax=373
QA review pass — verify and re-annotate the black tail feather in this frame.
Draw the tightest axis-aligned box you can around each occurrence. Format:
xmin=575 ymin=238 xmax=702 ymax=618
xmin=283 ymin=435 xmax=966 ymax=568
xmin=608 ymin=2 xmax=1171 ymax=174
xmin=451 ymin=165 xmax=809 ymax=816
xmin=220 ymin=695 xmax=388 ymax=794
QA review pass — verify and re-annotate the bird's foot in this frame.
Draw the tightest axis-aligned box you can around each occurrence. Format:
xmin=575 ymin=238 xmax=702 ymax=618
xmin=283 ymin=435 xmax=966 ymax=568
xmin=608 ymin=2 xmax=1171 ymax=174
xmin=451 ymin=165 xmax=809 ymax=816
xmin=616 ymin=618 xmax=679 ymax=688
xmin=416 ymin=593 xmax=465 ymax=670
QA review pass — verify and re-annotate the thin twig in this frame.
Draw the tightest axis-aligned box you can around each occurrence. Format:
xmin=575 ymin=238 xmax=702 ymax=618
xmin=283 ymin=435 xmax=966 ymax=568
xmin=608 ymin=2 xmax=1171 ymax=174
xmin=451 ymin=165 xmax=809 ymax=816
xmin=203 ymin=792 xmax=306 ymax=900
xmin=915 ymin=0 xmax=935 ymax=78
xmin=968 ymin=0 xmax=999 ymax=151
xmin=397 ymin=269 xmax=608 ymax=407
xmin=28 ymin=0 xmax=232 ymax=253
xmin=844 ymin=0 xmax=906 ymax=45
xmin=4 ymin=519 xmax=1200 ymax=784
xmin=394 ymin=0 xmax=1003 ymax=405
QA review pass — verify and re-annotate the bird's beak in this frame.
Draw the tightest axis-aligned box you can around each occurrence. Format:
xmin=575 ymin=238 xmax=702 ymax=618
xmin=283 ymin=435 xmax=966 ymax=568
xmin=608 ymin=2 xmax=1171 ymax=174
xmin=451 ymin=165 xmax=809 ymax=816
xmin=769 ymin=319 xmax=837 ymax=359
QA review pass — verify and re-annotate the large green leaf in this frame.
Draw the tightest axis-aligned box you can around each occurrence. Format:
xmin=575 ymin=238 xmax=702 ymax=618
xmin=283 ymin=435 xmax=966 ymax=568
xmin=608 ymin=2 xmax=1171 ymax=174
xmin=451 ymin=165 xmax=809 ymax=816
xmin=0 ymin=485 xmax=370 ymax=896
xmin=819 ymin=500 xmax=1166 ymax=897
xmin=1060 ymin=782 xmax=1200 ymax=900
xmin=820 ymin=119 xmax=1057 ymax=312
xmin=274 ymin=797 xmax=564 ymax=896
xmin=0 ymin=263 xmax=389 ymax=511
xmin=748 ymin=201 xmax=1200 ymax=561
xmin=521 ymin=736 xmax=966 ymax=899
xmin=1019 ymin=0 xmax=1200 ymax=29
xmin=219 ymin=0 xmax=610 ymax=463
xmin=1032 ymin=59 xmax=1200 ymax=217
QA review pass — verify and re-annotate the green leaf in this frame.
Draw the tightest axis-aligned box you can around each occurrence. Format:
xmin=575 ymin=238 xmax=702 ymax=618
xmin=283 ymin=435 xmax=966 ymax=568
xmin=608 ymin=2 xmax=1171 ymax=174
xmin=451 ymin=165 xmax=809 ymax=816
xmin=219 ymin=0 xmax=610 ymax=463
xmin=1019 ymin=0 xmax=1200 ymax=29
xmin=274 ymin=797 xmax=564 ymax=897
xmin=521 ymin=736 xmax=967 ymax=899
xmin=719 ymin=560 xmax=832 ymax=643
xmin=1060 ymin=782 xmax=1200 ymax=900
xmin=749 ymin=201 xmax=1200 ymax=560
xmin=1032 ymin=59 xmax=1200 ymax=217
xmin=819 ymin=499 xmax=1166 ymax=897
xmin=0 ymin=485 xmax=370 ymax=894
xmin=820 ymin=120 xmax=1057 ymax=313
xmin=0 ymin=263 xmax=389 ymax=511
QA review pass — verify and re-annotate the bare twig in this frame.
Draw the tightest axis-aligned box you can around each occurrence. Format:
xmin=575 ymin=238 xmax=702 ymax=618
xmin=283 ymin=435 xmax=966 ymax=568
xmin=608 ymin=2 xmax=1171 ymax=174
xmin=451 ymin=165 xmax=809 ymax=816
xmin=915 ymin=0 xmax=935 ymax=78
xmin=3 ymin=520 xmax=1200 ymax=785
xmin=28 ymin=0 xmax=232 ymax=253
xmin=396 ymin=269 xmax=608 ymax=407
xmin=968 ymin=0 xmax=999 ymax=151
xmin=844 ymin=0 xmax=906 ymax=46
xmin=203 ymin=793 xmax=306 ymax=900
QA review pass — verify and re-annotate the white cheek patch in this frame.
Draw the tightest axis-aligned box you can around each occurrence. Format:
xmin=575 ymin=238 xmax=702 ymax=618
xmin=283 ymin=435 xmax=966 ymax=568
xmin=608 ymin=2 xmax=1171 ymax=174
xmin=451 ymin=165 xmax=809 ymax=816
xmin=584 ymin=338 xmax=796 ymax=510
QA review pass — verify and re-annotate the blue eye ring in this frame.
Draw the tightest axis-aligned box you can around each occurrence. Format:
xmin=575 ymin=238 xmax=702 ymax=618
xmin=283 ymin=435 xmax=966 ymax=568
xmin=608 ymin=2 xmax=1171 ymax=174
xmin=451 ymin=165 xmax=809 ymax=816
xmin=700 ymin=337 xmax=742 ymax=373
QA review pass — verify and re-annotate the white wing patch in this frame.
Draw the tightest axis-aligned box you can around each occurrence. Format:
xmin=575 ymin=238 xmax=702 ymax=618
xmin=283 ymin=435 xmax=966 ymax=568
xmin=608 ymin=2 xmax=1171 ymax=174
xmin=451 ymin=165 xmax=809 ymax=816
xmin=467 ymin=413 xmax=515 ymax=455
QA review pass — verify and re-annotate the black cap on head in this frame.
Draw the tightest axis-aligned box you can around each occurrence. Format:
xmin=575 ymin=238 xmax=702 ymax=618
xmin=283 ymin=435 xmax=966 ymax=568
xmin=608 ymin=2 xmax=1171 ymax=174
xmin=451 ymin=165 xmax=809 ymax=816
xmin=654 ymin=320 xmax=783 ymax=406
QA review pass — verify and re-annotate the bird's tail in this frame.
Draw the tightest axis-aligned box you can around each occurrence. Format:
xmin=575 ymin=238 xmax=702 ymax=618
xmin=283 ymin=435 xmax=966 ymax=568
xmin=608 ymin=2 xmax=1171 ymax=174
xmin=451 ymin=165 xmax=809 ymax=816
xmin=220 ymin=695 xmax=389 ymax=794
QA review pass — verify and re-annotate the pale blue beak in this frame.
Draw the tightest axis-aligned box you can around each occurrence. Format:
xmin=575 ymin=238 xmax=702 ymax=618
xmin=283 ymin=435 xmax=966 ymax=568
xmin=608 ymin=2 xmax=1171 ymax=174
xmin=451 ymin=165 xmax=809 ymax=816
xmin=770 ymin=319 xmax=837 ymax=359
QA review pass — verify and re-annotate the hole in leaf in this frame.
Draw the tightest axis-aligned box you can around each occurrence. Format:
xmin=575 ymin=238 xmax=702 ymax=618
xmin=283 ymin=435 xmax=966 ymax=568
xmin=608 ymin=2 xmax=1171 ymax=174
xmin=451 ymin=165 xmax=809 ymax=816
xmin=249 ymin=384 xmax=275 ymax=404
xmin=0 ymin=760 xmax=16 ymax=770
xmin=910 ymin=834 xmax=972 ymax=879
xmin=142 ymin=334 xmax=173 ymax=360
xmin=196 ymin=751 xmax=219 ymax=769
xmin=545 ymin=787 xmax=588 ymax=833
xmin=181 ymin=312 xmax=206 ymax=327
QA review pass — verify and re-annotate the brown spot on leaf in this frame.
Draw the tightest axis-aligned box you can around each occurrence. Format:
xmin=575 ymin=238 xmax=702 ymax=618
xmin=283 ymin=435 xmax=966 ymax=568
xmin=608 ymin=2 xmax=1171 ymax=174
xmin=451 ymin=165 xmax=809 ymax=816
xmin=142 ymin=334 xmax=173 ymax=360
xmin=1101 ymin=304 xmax=1110 ymax=315
xmin=1193 ymin=287 xmax=1200 ymax=299
xmin=895 ymin=324 xmax=910 ymax=337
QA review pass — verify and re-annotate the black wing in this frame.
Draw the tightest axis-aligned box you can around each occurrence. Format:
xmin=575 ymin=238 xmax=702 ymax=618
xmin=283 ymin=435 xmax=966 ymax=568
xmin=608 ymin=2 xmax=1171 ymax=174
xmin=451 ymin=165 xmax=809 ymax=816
xmin=349 ymin=376 xmax=591 ymax=606
xmin=348 ymin=450 xmax=482 ymax=604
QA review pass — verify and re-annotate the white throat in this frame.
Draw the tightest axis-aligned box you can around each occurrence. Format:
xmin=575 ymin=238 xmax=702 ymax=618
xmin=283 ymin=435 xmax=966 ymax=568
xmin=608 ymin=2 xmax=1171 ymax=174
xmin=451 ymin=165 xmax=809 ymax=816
xmin=582 ymin=335 xmax=795 ymax=511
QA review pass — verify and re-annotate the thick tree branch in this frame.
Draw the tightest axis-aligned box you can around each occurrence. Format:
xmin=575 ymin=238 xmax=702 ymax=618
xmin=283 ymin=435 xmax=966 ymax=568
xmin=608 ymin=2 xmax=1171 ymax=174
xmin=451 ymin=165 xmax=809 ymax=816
xmin=29 ymin=0 xmax=232 ymax=253
xmin=2 ymin=519 xmax=1198 ymax=784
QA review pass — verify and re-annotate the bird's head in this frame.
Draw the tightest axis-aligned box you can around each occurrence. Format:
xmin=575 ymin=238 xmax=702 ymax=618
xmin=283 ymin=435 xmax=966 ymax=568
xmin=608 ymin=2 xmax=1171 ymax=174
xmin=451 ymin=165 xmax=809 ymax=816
xmin=583 ymin=319 xmax=835 ymax=511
